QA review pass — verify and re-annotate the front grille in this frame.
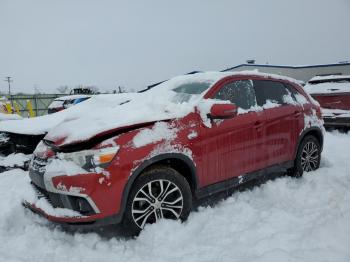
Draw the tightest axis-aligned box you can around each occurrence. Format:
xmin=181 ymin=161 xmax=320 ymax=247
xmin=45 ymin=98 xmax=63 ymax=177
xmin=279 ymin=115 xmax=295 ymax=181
xmin=31 ymin=182 xmax=64 ymax=208
xmin=31 ymin=183 xmax=95 ymax=215
xmin=30 ymin=156 xmax=47 ymax=173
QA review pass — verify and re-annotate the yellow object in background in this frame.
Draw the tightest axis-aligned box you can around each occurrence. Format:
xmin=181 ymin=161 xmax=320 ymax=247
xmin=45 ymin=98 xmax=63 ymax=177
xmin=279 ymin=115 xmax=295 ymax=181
xmin=27 ymin=100 xmax=35 ymax=118
xmin=5 ymin=102 xmax=12 ymax=114
xmin=13 ymin=101 xmax=21 ymax=116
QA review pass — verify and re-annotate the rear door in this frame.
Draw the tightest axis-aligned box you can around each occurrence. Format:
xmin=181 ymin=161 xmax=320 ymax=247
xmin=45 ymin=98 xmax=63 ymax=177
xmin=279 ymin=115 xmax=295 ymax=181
xmin=200 ymin=79 xmax=266 ymax=186
xmin=253 ymin=80 xmax=302 ymax=166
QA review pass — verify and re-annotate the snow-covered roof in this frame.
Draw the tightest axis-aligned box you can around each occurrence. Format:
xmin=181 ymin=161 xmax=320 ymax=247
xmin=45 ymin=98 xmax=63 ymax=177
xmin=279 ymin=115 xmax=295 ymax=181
xmin=223 ymin=62 xmax=350 ymax=71
xmin=304 ymin=82 xmax=350 ymax=94
xmin=308 ymin=75 xmax=350 ymax=82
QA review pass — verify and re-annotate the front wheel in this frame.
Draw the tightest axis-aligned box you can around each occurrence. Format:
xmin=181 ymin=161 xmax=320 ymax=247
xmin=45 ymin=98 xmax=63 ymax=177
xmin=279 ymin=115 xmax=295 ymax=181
xmin=289 ymin=135 xmax=321 ymax=177
xmin=121 ymin=167 xmax=192 ymax=236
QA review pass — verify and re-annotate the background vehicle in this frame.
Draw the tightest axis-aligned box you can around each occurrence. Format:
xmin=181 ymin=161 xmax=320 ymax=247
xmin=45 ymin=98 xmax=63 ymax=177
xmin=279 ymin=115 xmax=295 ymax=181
xmin=48 ymin=94 xmax=91 ymax=114
xmin=304 ymin=75 xmax=350 ymax=130
xmin=48 ymin=88 xmax=95 ymax=114
xmin=24 ymin=71 xmax=324 ymax=235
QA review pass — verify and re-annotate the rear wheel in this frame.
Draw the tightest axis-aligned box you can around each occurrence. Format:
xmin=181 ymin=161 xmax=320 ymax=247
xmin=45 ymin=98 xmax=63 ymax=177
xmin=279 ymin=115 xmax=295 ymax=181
xmin=121 ymin=167 xmax=192 ymax=236
xmin=289 ymin=135 xmax=321 ymax=177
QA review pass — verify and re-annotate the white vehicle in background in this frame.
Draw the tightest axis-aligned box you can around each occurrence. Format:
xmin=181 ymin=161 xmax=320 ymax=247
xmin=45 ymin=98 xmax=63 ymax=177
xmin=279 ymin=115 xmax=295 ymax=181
xmin=304 ymin=75 xmax=350 ymax=130
xmin=48 ymin=88 xmax=94 ymax=114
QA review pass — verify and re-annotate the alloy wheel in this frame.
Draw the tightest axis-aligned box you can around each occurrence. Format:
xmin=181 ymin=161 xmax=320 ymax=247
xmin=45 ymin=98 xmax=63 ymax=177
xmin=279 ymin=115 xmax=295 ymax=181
xmin=301 ymin=141 xmax=319 ymax=172
xmin=131 ymin=179 xmax=184 ymax=228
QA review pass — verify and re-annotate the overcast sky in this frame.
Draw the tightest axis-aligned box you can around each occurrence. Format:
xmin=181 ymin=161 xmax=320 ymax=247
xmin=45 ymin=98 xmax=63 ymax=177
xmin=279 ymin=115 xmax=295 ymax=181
xmin=0 ymin=0 xmax=349 ymax=93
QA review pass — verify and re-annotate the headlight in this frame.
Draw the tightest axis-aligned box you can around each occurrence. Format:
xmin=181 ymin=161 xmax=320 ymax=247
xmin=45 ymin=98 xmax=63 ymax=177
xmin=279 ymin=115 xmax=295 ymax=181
xmin=59 ymin=146 xmax=120 ymax=170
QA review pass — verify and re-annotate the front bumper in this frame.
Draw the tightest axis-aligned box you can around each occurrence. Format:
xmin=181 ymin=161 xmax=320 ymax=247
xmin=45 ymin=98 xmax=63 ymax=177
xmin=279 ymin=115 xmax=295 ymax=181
xmin=25 ymin=156 xmax=125 ymax=227
xmin=23 ymin=182 xmax=123 ymax=227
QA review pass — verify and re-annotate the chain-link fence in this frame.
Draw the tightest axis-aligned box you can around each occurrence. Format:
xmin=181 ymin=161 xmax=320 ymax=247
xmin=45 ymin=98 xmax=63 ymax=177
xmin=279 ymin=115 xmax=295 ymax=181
xmin=6 ymin=94 xmax=65 ymax=117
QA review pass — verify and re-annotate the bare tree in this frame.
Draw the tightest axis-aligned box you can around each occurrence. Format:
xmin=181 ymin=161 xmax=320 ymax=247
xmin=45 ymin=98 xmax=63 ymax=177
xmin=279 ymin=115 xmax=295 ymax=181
xmin=57 ymin=85 xmax=70 ymax=94
xmin=89 ymin=86 xmax=99 ymax=94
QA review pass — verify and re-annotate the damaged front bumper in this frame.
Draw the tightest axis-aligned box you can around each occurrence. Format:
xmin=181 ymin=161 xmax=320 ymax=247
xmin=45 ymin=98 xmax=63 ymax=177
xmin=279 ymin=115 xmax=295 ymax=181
xmin=24 ymin=156 xmax=123 ymax=227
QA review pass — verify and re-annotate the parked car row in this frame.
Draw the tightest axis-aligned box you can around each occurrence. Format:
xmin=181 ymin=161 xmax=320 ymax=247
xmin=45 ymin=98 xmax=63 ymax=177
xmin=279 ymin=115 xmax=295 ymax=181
xmin=304 ymin=75 xmax=350 ymax=130
xmin=8 ymin=71 xmax=324 ymax=236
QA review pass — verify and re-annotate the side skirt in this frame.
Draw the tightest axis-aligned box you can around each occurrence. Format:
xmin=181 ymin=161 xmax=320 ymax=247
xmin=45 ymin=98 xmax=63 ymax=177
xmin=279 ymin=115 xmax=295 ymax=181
xmin=195 ymin=161 xmax=294 ymax=199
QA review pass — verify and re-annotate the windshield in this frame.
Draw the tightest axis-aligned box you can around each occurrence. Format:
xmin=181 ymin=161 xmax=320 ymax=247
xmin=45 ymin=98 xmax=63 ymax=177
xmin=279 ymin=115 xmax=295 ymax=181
xmin=172 ymin=82 xmax=212 ymax=94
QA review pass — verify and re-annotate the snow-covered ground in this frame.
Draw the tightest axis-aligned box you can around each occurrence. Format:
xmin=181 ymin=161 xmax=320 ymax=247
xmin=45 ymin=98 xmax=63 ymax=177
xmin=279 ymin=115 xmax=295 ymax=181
xmin=0 ymin=131 xmax=349 ymax=262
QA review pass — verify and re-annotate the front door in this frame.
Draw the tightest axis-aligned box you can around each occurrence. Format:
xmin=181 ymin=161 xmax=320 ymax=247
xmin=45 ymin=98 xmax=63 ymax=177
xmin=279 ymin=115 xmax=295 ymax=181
xmin=200 ymin=79 xmax=266 ymax=186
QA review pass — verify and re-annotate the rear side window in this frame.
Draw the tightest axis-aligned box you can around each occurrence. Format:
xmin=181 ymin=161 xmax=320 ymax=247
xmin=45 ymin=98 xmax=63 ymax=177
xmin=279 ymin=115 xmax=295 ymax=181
xmin=284 ymin=83 xmax=309 ymax=105
xmin=253 ymin=80 xmax=293 ymax=106
xmin=214 ymin=80 xmax=256 ymax=110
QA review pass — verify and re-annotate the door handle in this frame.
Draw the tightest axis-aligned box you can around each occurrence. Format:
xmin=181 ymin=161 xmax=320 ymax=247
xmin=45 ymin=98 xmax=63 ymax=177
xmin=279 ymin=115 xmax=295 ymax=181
xmin=294 ymin=111 xmax=302 ymax=117
xmin=254 ymin=121 xmax=263 ymax=129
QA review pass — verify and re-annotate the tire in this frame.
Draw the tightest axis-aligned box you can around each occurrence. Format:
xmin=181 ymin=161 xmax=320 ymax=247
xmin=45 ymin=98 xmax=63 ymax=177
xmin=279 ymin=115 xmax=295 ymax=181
xmin=121 ymin=166 xmax=192 ymax=236
xmin=289 ymin=135 xmax=321 ymax=177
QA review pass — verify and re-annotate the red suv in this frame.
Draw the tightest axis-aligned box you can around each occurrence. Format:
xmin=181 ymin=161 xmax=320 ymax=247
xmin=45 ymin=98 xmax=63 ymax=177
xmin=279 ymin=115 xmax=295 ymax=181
xmin=24 ymin=72 xmax=324 ymax=235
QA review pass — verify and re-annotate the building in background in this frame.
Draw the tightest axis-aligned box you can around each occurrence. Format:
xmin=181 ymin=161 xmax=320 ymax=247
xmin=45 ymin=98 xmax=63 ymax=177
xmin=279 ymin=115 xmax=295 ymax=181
xmin=223 ymin=61 xmax=350 ymax=83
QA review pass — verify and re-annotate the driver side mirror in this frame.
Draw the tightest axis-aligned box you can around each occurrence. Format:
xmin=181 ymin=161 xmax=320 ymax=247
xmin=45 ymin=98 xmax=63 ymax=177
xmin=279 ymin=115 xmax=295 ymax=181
xmin=209 ymin=103 xmax=238 ymax=119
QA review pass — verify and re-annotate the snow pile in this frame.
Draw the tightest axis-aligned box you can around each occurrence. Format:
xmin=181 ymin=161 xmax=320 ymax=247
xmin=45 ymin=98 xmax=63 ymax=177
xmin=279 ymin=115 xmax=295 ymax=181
xmin=0 ymin=153 xmax=31 ymax=169
xmin=0 ymin=132 xmax=350 ymax=261
xmin=133 ymin=121 xmax=178 ymax=148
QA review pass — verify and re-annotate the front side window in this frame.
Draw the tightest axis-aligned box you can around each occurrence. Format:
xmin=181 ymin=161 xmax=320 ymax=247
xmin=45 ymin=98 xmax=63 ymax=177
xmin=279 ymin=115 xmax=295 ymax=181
xmin=214 ymin=80 xmax=257 ymax=110
xmin=173 ymin=82 xmax=212 ymax=95
xmin=253 ymin=80 xmax=293 ymax=106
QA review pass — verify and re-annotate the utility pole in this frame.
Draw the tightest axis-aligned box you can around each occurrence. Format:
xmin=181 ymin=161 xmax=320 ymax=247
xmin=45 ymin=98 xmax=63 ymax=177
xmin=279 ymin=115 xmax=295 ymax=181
xmin=4 ymin=77 xmax=13 ymax=106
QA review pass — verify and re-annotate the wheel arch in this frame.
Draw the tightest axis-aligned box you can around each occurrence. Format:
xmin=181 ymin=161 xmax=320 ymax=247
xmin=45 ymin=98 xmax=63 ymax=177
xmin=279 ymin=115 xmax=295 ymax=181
xmin=295 ymin=127 xmax=324 ymax=158
xmin=118 ymin=153 xmax=198 ymax=219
